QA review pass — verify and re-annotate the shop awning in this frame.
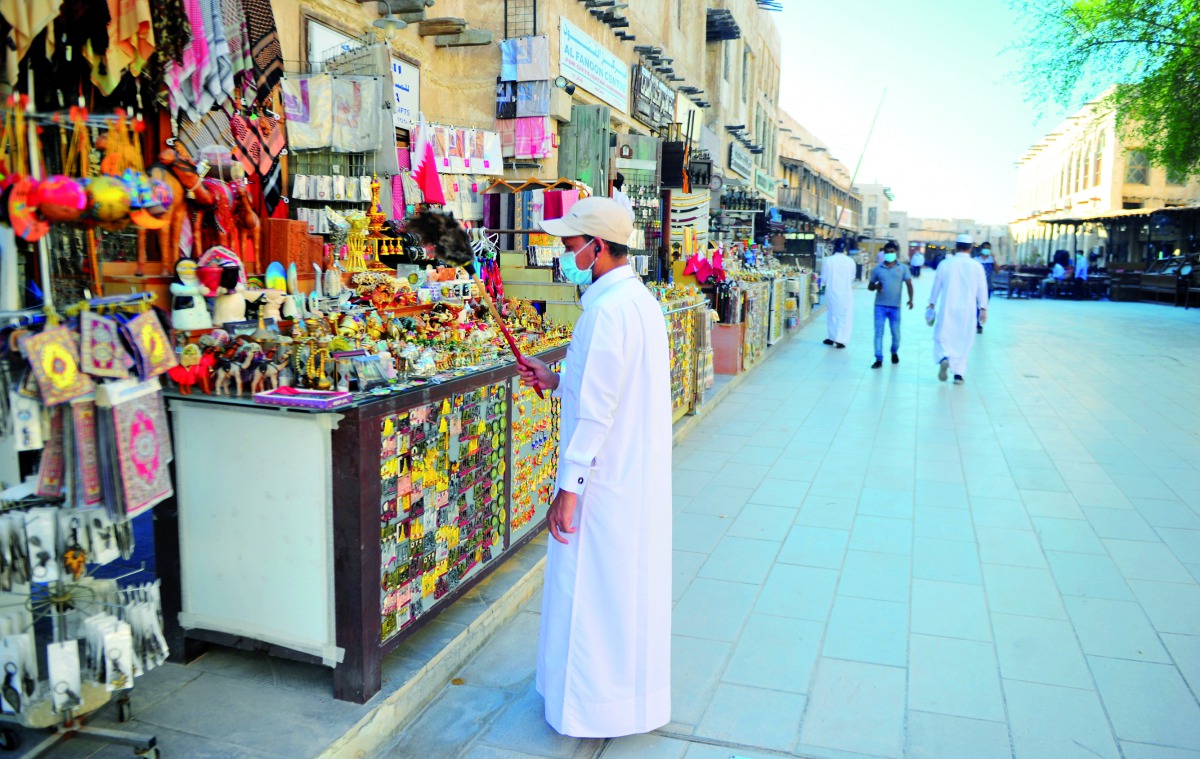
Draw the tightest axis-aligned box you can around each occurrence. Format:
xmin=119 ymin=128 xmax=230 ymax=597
xmin=1037 ymin=205 xmax=1200 ymax=225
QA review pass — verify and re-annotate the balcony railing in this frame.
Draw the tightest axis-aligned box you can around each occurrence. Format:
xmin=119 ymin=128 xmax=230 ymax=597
xmin=777 ymin=187 xmax=803 ymax=213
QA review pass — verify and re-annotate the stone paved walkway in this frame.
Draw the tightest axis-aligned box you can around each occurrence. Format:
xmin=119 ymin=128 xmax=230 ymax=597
xmin=382 ymin=276 xmax=1200 ymax=759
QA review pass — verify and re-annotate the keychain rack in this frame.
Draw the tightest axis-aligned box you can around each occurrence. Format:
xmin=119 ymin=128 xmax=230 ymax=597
xmin=0 ymin=509 xmax=159 ymax=758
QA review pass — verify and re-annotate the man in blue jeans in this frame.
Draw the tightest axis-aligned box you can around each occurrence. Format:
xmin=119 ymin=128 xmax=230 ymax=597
xmin=868 ymin=242 xmax=914 ymax=369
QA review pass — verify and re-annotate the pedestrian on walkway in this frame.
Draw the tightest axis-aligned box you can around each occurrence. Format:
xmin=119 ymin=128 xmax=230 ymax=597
xmin=977 ymin=242 xmax=995 ymax=333
xmin=929 ymin=233 xmax=989 ymax=385
xmin=910 ymin=248 xmax=924 ymax=277
xmin=519 ymin=197 xmax=672 ymax=739
xmin=821 ymin=237 xmax=856 ymax=348
xmin=868 ymin=241 xmax=913 ymax=369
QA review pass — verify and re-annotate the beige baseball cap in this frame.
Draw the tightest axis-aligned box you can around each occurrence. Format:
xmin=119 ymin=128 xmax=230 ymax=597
xmin=540 ymin=197 xmax=634 ymax=245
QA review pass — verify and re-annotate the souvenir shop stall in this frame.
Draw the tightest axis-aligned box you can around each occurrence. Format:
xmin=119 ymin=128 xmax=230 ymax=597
xmin=0 ymin=0 xmax=581 ymax=717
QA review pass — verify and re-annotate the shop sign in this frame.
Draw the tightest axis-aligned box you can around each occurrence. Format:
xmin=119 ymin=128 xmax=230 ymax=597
xmin=728 ymin=142 xmax=753 ymax=178
xmin=754 ymin=168 xmax=777 ymax=200
xmin=391 ymin=58 xmax=420 ymax=131
xmin=631 ymin=65 xmax=674 ymax=132
xmin=559 ymin=18 xmax=629 ymax=113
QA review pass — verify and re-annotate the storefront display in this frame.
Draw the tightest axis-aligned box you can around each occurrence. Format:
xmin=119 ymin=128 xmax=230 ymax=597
xmin=741 ymin=281 xmax=771 ymax=370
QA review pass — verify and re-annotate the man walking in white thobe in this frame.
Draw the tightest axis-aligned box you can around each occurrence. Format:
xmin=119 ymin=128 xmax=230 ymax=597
xmin=929 ymin=233 xmax=989 ymax=385
xmin=821 ymin=238 xmax=856 ymax=348
xmin=519 ymin=197 xmax=672 ymax=738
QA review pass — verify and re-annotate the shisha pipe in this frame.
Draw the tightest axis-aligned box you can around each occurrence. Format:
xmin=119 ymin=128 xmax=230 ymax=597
xmin=405 ymin=210 xmax=545 ymax=398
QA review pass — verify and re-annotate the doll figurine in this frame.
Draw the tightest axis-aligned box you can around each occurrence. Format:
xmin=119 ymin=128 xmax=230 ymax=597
xmin=169 ymin=258 xmax=213 ymax=331
xmin=211 ymin=265 xmax=247 ymax=327
xmin=243 ymin=289 xmax=287 ymax=322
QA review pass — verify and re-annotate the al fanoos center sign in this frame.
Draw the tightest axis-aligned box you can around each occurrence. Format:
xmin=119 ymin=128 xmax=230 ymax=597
xmin=559 ymin=18 xmax=629 ymax=113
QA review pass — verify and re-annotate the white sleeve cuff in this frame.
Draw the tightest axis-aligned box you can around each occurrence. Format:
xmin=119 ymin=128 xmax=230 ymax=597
xmin=555 ymin=459 xmax=590 ymax=495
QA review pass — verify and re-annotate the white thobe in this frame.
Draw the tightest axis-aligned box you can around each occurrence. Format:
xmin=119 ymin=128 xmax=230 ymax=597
xmin=821 ymin=253 xmax=856 ymax=344
xmin=930 ymin=252 xmax=989 ymax=376
xmin=536 ymin=265 xmax=672 ymax=738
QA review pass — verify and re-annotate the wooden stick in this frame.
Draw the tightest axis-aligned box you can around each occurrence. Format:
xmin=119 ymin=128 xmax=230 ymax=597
xmin=471 ymin=273 xmax=544 ymax=398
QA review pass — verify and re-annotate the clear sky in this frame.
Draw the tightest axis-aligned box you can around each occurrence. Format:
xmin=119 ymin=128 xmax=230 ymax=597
xmin=776 ymin=0 xmax=1071 ymax=224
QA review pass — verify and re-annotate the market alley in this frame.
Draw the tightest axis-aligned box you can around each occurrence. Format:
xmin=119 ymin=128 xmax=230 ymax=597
xmin=385 ymin=277 xmax=1200 ymax=759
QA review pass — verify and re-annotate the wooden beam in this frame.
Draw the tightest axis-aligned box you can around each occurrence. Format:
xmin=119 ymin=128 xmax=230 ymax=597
xmin=396 ymin=10 xmax=427 ymax=22
xmin=418 ymin=17 xmax=468 ymax=36
xmin=434 ymin=29 xmax=494 ymax=47
xmin=382 ymin=0 xmax=433 ymax=12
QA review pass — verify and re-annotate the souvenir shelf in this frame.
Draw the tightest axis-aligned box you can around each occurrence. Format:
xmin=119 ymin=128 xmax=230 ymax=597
xmin=662 ymin=298 xmax=702 ymax=423
xmin=163 ymin=347 xmax=567 ymax=704
xmin=768 ymin=277 xmax=786 ymax=345
xmin=741 ymin=281 xmax=771 ymax=370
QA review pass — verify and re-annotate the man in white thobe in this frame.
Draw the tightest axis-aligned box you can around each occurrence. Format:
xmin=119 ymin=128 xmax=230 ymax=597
xmin=519 ymin=197 xmax=672 ymax=738
xmin=821 ymin=238 xmax=857 ymax=348
xmin=929 ymin=233 xmax=989 ymax=385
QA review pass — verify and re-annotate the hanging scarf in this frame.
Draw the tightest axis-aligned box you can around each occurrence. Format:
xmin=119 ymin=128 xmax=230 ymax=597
xmin=243 ymin=0 xmax=282 ymax=104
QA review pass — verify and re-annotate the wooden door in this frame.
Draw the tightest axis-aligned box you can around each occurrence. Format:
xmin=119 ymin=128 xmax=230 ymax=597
xmin=558 ymin=104 xmax=611 ymax=192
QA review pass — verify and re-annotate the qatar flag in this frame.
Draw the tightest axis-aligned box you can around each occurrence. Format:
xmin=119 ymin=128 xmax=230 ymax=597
xmin=412 ymin=122 xmax=446 ymax=206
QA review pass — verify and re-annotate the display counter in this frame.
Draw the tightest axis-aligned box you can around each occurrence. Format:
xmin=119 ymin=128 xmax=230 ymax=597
xmin=162 ymin=347 xmax=566 ymax=703
xmin=741 ymin=281 xmax=771 ymax=370
xmin=663 ymin=297 xmax=705 ymax=422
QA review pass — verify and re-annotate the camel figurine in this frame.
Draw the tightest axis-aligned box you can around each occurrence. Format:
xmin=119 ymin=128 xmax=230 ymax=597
xmin=155 ymin=145 xmax=215 ymax=260
xmin=233 ymin=181 xmax=261 ymax=265
xmin=148 ymin=160 xmax=186 ymax=272
xmin=214 ymin=343 xmax=255 ymax=396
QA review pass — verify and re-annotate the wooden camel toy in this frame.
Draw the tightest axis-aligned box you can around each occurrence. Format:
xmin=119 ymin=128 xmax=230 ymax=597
xmin=233 ymin=181 xmax=261 ymax=264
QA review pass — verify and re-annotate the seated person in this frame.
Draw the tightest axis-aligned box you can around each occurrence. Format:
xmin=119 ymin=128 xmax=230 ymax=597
xmin=1039 ymin=262 xmax=1066 ymax=297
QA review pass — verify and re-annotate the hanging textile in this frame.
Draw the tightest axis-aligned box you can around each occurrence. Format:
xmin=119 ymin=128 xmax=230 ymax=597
xmin=243 ymin=0 xmax=283 ymax=102
xmin=513 ymin=117 xmax=551 ymax=159
xmin=164 ymin=0 xmax=210 ymax=121
xmin=515 ymin=35 xmax=549 ymax=80
xmin=148 ymin=0 xmax=189 ymax=83
xmin=0 ymin=0 xmax=63 ymax=84
xmin=281 ymin=73 xmax=332 ymax=150
xmin=515 ymin=81 xmax=550 ymax=118
xmin=493 ymin=118 xmax=516 ymax=158
xmin=332 ymin=76 xmax=382 ymax=153
xmin=499 ymin=38 xmax=518 ymax=82
xmin=199 ymin=0 xmax=235 ymax=113
xmin=220 ymin=0 xmax=250 ymax=83
xmin=85 ymin=0 xmax=156 ymax=96
xmin=495 ymin=79 xmax=517 ymax=119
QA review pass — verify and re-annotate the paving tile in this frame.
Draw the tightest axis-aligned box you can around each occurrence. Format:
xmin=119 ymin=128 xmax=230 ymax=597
xmin=914 ymin=504 xmax=976 ymax=542
xmin=847 ymin=514 xmax=913 ymax=555
xmin=683 ymin=484 xmax=754 ymax=517
xmin=967 ymin=475 xmax=1021 ymax=501
xmin=977 ymin=526 xmax=1047 ymax=568
xmin=753 ymin=563 xmax=839 ymax=621
xmin=915 ymin=479 xmax=969 ymax=508
xmin=672 ymin=468 xmax=718 ymax=498
xmin=1012 ymin=466 xmax=1071 ymax=493
xmin=799 ymin=658 xmax=906 ymax=758
xmin=913 ymin=536 xmax=982 ymax=584
xmin=1089 ymin=656 xmax=1200 ymax=749
xmin=822 ymin=595 xmax=908 ymax=667
xmin=1083 ymin=507 xmax=1159 ymax=541
xmin=1129 ymin=579 xmax=1200 ymax=634
xmin=1162 ymin=633 xmax=1200 ymax=701
xmin=696 ymin=536 xmax=779 ymax=585
xmin=909 ymin=634 xmax=1004 ymax=721
xmin=776 ymin=525 xmax=849 ymax=569
xmin=682 ymin=743 xmax=787 ymax=759
xmin=1157 ymin=527 xmax=1200 ymax=565
xmin=836 ymin=550 xmax=911 ymax=602
xmin=672 ymin=513 xmax=731 ymax=554
xmin=982 ymin=564 xmax=1067 ymax=619
xmin=721 ymin=614 xmax=823 ymax=698
xmin=1103 ymin=538 xmax=1194 ymax=583
xmin=992 ymin=612 xmax=1094 ymax=688
xmin=972 ymin=496 xmax=1034 ymax=530
xmin=1063 ymin=597 xmax=1172 ymax=663
xmin=694 ymin=682 xmax=806 ymax=752
xmin=672 ymin=577 xmax=758 ymax=642
xmin=809 ymin=469 xmax=864 ymax=497
xmin=906 ymin=711 xmax=1012 ymax=759
xmin=1121 ymin=744 xmax=1200 ymax=759
xmin=1045 ymin=550 xmax=1135 ymax=600
xmin=748 ymin=477 xmax=807 ymax=508
xmin=477 ymin=683 xmax=602 ymax=758
xmin=911 ymin=579 xmax=991 ymax=641
xmin=1069 ymin=481 xmax=1134 ymax=510
xmin=672 ymin=550 xmax=707 ymax=603
xmin=858 ymin=487 xmax=914 ymax=518
xmin=1021 ymin=490 xmax=1085 ymax=519
xmin=767 ymin=457 xmax=820 ymax=482
xmin=1111 ymin=473 xmax=1180 ymax=501
xmin=456 ymin=611 xmax=541 ymax=691
xmin=57 ymin=725 xmax=282 ymax=759
xmin=599 ymin=733 xmax=689 ymax=759
xmin=729 ymin=445 xmax=785 ymax=466
xmin=727 ymin=504 xmax=797 ymax=541
xmin=1004 ymin=679 xmax=1121 ymax=759
xmin=1031 ymin=516 xmax=1106 ymax=555
xmin=1132 ymin=499 xmax=1200 ymax=530
xmin=794 ymin=494 xmax=858 ymax=529
xmin=669 ymin=636 xmax=732 ymax=726
xmin=387 ymin=683 xmax=513 ymax=759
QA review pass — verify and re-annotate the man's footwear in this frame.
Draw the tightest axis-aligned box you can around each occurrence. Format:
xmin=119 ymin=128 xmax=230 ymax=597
xmin=835 ymin=343 xmax=846 ymax=349
xmin=871 ymin=359 xmax=883 ymax=369
xmin=823 ymin=339 xmax=835 ymax=345
xmin=938 ymin=358 xmax=949 ymax=382
xmin=953 ymin=375 xmax=964 ymax=385
xmin=891 ymin=353 xmax=899 ymax=364
xmin=977 ymin=325 xmax=983 ymax=334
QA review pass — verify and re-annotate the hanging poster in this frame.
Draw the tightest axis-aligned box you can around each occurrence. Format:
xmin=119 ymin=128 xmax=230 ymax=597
xmin=559 ymin=18 xmax=629 ymax=113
